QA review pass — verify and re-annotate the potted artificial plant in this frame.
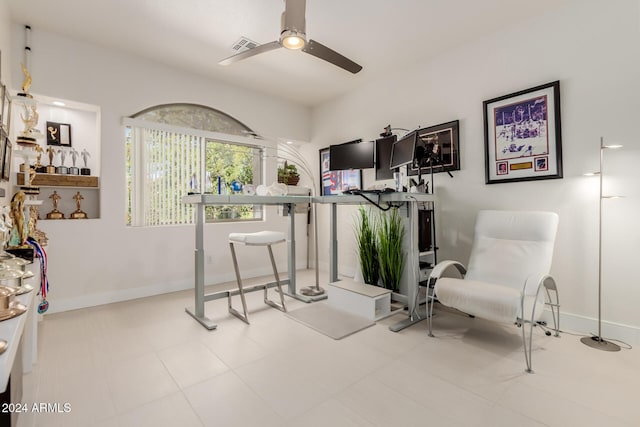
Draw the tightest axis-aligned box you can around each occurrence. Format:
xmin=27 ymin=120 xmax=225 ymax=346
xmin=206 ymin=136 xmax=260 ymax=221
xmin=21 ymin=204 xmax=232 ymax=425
xmin=277 ymin=161 xmax=300 ymax=185
xmin=377 ymin=208 xmax=405 ymax=292
xmin=354 ymin=206 xmax=379 ymax=286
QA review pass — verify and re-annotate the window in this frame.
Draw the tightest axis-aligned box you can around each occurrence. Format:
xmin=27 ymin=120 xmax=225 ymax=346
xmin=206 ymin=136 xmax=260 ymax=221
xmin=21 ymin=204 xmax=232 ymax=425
xmin=125 ymin=104 xmax=264 ymax=226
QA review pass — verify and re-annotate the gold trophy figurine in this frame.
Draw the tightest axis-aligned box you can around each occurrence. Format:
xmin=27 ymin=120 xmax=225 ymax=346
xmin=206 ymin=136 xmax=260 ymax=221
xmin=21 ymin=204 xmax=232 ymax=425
xmin=18 ymin=63 xmax=33 ymax=98
xmin=8 ymin=191 xmax=29 ymax=248
xmin=16 ymin=104 xmax=40 ymax=147
xmin=34 ymin=144 xmax=45 ymax=173
xmin=46 ymin=146 xmax=56 ymax=174
xmin=46 ymin=191 xmax=64 ymax=219
xmin=70 ymin=192 xmax=88 ymax=219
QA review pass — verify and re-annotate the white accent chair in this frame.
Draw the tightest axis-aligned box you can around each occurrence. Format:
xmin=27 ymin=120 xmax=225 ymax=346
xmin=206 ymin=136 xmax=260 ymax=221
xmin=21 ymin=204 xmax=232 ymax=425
xmin=426 ymin=210 xmax=560 ymax=373
xmin=228 ymin=231 xmax=287 ymax=324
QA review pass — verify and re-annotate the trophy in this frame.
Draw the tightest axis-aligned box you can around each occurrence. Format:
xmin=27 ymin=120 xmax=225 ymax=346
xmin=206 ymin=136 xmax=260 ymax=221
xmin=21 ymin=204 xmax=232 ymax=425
xmin=70 ymin=192 xmax=87 ymax=219
xmin=20 ymin=168 xmax=39 ymax=196
xmin=68 ymin=148 xmax=80 ymax=175
xmin=46 ymin=191 xmax=64 ymax=219
xmin=17 ymin=63 xmax=33 ymax=98
xmin=7 ymin=191 xmax=29 ymax=248
xmin=46 ymin=146 xmax=56 ymax=174
xmin=6 ymin=191 xmax=35 ymax=261
xmin=34 ymin=144 xmax=46 ymax=173
xmin=16 ymin=104 xmax=41 ymax=147
xmin=80 ymin=149 xmax=91 ymax=175
xmin=55 ymin=147 xmax=68 ymax=174
xmin=19 ymin=152 xmax=31 ymax=172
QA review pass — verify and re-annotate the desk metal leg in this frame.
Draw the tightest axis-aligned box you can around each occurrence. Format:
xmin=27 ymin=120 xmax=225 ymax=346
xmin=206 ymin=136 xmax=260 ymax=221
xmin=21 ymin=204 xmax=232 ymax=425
xmin=389 ymin=200 xmax=426 ymax=332
xmin=286 ymin=203 xmax=296 ymax=294
xmin=282 ymin=203 xmax=327 ymax=303
xmin=185 ymin=202 xmax=217 ymax=330
xmin=330 ymin=203 xmax=338 ymax=283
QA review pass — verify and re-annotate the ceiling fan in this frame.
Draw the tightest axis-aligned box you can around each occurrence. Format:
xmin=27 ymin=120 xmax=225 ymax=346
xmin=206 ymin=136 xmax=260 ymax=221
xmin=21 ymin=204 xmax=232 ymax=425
xmin=219 ymin=0 xmax=362 ymax=74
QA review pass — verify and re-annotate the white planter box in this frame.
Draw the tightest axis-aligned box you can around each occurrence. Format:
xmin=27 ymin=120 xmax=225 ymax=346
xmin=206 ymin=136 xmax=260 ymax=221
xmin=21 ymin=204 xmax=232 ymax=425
xmin=327 ymin=278 xmax=391 ymax=321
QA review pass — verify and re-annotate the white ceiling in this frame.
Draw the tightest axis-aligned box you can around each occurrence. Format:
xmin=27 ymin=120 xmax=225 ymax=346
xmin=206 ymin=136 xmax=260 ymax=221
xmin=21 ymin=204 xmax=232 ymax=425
xmin=8 ymin=0 xmax=567 ymax=108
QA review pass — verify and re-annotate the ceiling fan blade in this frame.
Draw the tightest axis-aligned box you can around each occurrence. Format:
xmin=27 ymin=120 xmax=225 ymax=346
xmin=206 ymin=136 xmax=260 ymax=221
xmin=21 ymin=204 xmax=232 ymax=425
xmin=219 ymin=41 xmax=281 ymax=66
xmin=302 ymin=39 xmax=362 ymax=74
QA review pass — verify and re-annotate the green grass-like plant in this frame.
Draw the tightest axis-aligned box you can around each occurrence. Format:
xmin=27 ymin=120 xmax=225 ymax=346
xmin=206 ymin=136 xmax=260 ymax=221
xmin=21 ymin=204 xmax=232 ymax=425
xmin=377 ymin=208 xmax=405 ymax=292
xmin=354 ymin=206 xmax=380 ymax=286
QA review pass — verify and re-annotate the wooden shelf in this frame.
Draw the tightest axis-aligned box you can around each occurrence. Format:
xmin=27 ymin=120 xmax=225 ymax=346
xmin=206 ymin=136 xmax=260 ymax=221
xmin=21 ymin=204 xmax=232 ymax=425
xmin=17 ymin=173 xmax=99 ymax=188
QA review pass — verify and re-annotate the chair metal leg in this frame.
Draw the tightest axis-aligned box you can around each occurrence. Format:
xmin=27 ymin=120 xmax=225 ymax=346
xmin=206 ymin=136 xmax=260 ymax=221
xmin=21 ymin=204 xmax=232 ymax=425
xmin=427 ymin=279 xmax=436 ymax=337
xmin=265 ymin=245 xmax=287 ymax=312
xmin=521 ymin=317 xmax=534 ymax=373
xmin=544 ymin=281 xmax=561 ymax=337
xmin=229 ymin=242 xmax=250 ymax=324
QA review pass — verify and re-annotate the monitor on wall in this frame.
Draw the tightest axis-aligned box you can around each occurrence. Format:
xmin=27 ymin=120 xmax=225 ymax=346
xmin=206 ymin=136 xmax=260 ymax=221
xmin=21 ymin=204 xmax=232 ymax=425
xmin=329 ymin=139 xmax=374 ymax=170
xmin=320 ymin=147 xmax=363 ymax=195
xmin=375 ymin=134 xmax=397 ymax=180
xmin=408 ymin=120 xmax=460 ymax=177
xmin=390 ymin=132 xmax=416 ymax=170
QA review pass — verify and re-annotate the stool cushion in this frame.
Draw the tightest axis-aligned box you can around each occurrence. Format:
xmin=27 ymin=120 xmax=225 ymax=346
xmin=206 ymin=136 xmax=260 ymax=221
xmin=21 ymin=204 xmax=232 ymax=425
xmin=229 ymin=231 xmax=286 ymax=246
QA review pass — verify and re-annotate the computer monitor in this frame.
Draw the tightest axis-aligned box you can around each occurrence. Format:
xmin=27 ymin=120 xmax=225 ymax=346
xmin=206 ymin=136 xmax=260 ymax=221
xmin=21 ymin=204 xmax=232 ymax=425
xmin=329 ymin=139 xmax=374 ymax=170
xmin=390 ymin=132 xmax=416 ymax=170
xmin=375 ymin=134 xmax=397 ymax=180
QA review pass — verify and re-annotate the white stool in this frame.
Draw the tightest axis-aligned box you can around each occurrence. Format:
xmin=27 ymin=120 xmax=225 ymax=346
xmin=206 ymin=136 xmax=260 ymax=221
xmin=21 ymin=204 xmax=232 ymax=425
xmin=228 ymin=231 xmax=287 ymax=324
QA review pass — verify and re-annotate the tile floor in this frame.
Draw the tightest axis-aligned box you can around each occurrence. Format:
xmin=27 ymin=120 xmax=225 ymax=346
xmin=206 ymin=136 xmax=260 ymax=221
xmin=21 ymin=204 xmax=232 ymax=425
xmin=16 ymin=270 xmax=639 ymax=427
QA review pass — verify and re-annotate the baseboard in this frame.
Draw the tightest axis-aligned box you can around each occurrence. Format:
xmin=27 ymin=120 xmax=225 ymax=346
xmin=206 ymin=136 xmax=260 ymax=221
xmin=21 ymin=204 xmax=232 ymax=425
xmin=45 ymin=267 xmax=279 ymax=314
xmin=540 ymin=309 xmax=640 ymax=346
xmin=46 ymin=280 xmax=194 ymax=314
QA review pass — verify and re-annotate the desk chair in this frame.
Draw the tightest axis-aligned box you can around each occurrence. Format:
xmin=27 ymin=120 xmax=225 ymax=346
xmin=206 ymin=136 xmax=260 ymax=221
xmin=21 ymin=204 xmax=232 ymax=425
xmin=228 ymin=231 xmax=287 ymax=324
xmin=426 ymin=210 xmax=560 ymax=373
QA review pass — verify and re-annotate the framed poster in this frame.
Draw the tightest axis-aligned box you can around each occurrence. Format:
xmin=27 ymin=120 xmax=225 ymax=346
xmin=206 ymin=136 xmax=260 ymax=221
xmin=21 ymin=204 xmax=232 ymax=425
xmin=0 ymin=84 xmax=9 ymax=135
xmin=408 ymin=120 xmax=460 ymax=176
xmin=46 ymin=121 xmax=72 ymax=146
xmin=319 ymin=147 xmax=362 ymax=195
xmin=2 ymin=136 xmax=11 ymax=181
xmin=483 ymin=81 xmax=562 ymax=184
xmin=0 ymin=132 xmax=6 ymax=181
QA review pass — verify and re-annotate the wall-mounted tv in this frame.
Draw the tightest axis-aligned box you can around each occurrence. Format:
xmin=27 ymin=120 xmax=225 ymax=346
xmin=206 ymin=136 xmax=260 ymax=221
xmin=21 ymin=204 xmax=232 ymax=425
xmin=390 ymin=132 xmax=416 ymax=170
xmin=375 ymin=134 xmax=397 ymax=180
xmin=329 ymin=139 xmax=374 ymax=170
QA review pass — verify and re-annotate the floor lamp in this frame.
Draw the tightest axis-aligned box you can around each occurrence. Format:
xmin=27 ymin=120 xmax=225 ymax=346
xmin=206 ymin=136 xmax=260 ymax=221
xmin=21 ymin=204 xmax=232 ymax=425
xmin=277 ymin=142 xmax=324 ymax=297
xmin=581 ymin=137 xmax=622 ymax=352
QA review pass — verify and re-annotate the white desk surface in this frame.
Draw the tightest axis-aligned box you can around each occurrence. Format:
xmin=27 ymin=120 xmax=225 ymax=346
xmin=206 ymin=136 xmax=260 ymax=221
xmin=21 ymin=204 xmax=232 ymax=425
xmin=183 ymin=192 xmax=435 ymax=205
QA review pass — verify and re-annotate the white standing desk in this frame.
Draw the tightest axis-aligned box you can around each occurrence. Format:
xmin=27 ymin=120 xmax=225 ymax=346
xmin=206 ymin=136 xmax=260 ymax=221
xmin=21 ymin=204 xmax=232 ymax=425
xmin=183 ymin=192 xmax=436 ymax=331
xmin=182 ymin=194 xmax=316 ymax=330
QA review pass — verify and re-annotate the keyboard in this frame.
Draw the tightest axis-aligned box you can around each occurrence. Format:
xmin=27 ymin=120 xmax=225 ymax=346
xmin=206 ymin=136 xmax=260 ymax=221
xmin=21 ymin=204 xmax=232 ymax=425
xmin=343 ymin=188 xmax=396 ymax=195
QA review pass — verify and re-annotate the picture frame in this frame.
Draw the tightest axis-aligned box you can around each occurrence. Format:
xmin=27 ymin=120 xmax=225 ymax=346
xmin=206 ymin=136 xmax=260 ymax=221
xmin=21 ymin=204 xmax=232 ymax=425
xmin=1 ymin=85 xmax=10 ymax=136
xmin=0 ymin=131 xmax=6 ymax=182
xmin=2 ymin=136 xmax=11 ymax=181
xmin=46 ymin=121 xmax=72 ymax=146
xmin=319 ymin=146 xmax=362 ymax=195
xmin=483 ymin=80 xmax=562 ymax=184
xmin=0 ymin=84 xmax=5 ymax=132
xmin=408 ymin=120 xmax=460 ymax=177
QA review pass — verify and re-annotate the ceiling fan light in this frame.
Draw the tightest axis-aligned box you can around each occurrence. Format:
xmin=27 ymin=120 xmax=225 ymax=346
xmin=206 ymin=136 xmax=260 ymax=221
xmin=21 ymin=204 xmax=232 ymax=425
xmin=281 ymin=30 xmax=306 ymax=50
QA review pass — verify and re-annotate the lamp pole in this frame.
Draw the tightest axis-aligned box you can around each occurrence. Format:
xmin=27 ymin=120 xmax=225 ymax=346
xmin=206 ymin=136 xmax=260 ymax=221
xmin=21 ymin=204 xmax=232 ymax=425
xmin=581 ymin=137 xmax=621 ymax=351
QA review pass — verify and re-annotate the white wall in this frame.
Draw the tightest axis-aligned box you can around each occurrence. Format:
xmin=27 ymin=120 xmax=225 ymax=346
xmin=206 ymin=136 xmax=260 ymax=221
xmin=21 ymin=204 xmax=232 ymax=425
xmin=4 ymin=25 xmax=312 ymax=312
xmin=310 ymin=0 xmax=640 ymax=339
xmin=0 ymin=0 xmax=12 ymax=203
